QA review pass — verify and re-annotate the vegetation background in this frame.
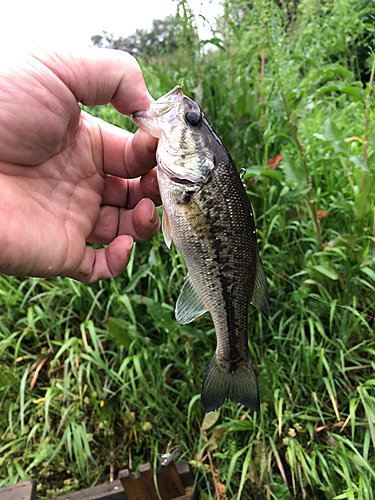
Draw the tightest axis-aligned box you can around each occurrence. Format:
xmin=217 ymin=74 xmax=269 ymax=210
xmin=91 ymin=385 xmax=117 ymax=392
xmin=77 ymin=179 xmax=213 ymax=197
xmin=1 ymin=0 xmax=375 ymax=498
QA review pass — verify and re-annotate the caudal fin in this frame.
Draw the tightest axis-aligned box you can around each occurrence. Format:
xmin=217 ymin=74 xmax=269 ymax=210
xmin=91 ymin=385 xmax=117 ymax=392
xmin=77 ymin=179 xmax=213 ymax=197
xmin=200 ymin=354 xmax=260 ymax=413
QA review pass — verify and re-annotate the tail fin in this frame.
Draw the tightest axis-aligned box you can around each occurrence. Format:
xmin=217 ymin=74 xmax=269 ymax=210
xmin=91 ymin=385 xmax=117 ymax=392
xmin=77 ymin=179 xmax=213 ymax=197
xmin=201 ymin=354 xmax=260 ymax=413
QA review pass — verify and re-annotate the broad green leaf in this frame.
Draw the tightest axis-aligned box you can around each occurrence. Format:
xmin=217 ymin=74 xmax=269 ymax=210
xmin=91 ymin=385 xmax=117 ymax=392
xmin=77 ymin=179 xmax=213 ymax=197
xmin=201 ymin=37 xmax=225 ymax=50
xmin=310 ymin=265 xmax=338 ymax=281
xmin=107 ymin=317 xmax=135 ymax=348
xmin=280 ymin=150 xmax=306 ymax=187
xmin=317 ymin=81 xmax=363 ymax=101
xmin=201 ymin=409 xmax=220 ymax=431
xmin=319 ymin=63 xmax=353 ymax=80
xmin=261 ymin=170 xmax=283 ymax=181
xmin=323 ymin=118 xmax=342 ymax=142
xmin=350 ymin=155 xmax=367 ymax=171
xmin=361 ymin=267 xmax=375 ymax=283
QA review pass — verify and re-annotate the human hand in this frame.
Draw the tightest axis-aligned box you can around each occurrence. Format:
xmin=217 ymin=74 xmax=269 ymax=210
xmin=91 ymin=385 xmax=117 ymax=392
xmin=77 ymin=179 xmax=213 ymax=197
xmin=0 ymin=48 xmax=160 ymax=283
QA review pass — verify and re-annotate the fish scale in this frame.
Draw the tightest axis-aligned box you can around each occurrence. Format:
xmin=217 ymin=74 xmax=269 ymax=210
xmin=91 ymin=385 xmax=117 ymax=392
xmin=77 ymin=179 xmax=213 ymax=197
xmin=132 ymin=86 xmax=269 ymax=412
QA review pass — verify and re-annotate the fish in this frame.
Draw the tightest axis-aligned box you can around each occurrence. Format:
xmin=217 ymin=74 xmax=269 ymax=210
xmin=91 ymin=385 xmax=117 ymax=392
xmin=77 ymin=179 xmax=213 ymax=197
xmin=132 ymin=86 xmax=269 ymax=413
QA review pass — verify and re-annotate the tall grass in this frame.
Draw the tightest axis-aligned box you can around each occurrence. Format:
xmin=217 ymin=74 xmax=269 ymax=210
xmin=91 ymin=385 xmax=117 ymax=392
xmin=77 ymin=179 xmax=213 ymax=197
xmin=1 ymin=0 xmax=375 ymax=498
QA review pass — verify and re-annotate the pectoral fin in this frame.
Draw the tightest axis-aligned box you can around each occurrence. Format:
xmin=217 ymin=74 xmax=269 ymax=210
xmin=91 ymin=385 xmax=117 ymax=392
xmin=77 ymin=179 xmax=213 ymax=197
xmin=175 ymin=274 xmax=208 ymax=324
xmin=179 ymin=196 xmax=211 ymax=240
xmin=162 ymin=209 xmax=172 ymax=249
xmin=250 ymin=253 xmax=270 ymax=320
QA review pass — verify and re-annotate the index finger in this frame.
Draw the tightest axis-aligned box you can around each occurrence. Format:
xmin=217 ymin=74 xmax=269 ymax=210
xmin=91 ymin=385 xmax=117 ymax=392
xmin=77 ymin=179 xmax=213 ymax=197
xmin=82 ymin=112 xmax=158 ymax=178
xmin=91 ymin=117 xmax=158 ymax=178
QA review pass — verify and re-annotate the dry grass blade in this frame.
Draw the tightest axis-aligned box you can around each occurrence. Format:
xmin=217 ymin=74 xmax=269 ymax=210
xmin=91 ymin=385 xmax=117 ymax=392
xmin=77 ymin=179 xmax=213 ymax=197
xmin=29 ymin=357 xmax=49 ymax=392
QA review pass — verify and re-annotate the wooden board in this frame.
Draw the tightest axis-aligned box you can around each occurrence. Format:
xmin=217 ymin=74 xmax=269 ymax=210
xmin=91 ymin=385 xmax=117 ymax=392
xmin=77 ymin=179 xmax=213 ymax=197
xmin=53 ymin=479 xmax=128 ymax=500
xmin=0 ymin=480 xmax=36 ymax=500
xmin=174 ymin=462 xmax=194 ymax=488
xmin=0 ymin=461 xmax=194 ymax=500
xmin=173 ymin=485 xmax=195 ymax=500
xmin=118 ymin=470 xmax=151 ymax=500
xmin=118 ymin=462 xmax=192 ymax=500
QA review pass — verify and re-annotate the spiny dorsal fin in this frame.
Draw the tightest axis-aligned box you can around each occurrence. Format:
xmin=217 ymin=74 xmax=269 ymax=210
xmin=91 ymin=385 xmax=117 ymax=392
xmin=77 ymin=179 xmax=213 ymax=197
xmin=162 ymin=209 xmax=172 ymax=249
xmin=250 ymin=253 xmax=270 ymax=320
xmin=175 ymin=274 xmax=208 ymax=324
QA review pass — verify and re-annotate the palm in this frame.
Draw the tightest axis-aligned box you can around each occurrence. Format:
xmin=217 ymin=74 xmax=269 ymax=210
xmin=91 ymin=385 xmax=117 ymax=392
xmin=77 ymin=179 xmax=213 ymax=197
xmin=0 ymin=121 xmax=105 ymax=278
xmin=0 ymin=49 xmax=160 ymax=282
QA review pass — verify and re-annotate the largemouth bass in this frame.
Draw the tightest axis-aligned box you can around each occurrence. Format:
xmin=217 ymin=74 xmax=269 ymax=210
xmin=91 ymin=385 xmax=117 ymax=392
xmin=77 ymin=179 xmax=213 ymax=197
xmin=132 ymin=86 xmax=269 ymax=412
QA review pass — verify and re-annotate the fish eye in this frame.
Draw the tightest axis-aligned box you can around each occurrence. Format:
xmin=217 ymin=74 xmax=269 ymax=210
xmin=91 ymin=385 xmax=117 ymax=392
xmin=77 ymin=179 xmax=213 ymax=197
xmin=185 ymin=110 xmax=202 ymax=127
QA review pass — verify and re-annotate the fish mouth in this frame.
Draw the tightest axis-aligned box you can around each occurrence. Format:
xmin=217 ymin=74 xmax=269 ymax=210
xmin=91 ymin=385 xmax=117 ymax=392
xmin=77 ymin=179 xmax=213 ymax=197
xmin=158 ymin=85 xmax=184 ymax=104
xmin=132 ymin=86 xmax=184 ymax=119
xmin=132 ymin=109 xmax=147 ymax=118
xmin=151 ymin=86 xmax=185 ymax=117
xmin=132 ymin=86 xmax=185 ymax=138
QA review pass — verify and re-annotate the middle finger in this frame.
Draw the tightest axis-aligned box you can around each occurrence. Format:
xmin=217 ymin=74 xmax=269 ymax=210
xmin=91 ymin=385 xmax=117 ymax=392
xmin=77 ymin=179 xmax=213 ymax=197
xmin=101 ymin=169 xmax=161 ymax=209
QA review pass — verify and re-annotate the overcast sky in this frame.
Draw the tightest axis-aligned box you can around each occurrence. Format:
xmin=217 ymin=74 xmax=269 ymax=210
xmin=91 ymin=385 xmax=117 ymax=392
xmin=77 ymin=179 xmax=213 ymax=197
xmin=3 ymin=0 xmax=222 ymax=51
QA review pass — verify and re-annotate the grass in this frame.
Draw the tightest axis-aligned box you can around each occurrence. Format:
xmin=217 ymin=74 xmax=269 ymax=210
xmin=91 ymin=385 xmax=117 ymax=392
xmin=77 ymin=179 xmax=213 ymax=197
xmin=1 ymin=0 xmax=375 ymax=498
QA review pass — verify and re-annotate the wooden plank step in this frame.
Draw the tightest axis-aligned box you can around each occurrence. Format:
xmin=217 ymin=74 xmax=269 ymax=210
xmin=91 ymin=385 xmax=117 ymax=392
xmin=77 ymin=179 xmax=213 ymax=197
xmin=53 ymin=479 xmax=128 ymax=500
xmin=172 ymin=485 xmax=194 ymax=500
xmin=0 ymin=461 xmax=194 ymax=500
xmin=174 ymin=462 xmax=194 ymax=489
xmin=118 ymin=461 xmax=193 ymax=500
xmin=0 ymin=480 xmax=36 ymax=500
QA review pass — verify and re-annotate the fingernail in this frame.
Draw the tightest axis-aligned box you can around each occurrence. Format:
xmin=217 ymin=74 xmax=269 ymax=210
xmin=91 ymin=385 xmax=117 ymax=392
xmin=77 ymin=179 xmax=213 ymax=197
xmin=150 ymin=175 xmax=160 ymax=197
xmin=149 ymin=205 xmax=159 ymax=225
xmin=125 ymin=235 xmax=134 ymax=251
